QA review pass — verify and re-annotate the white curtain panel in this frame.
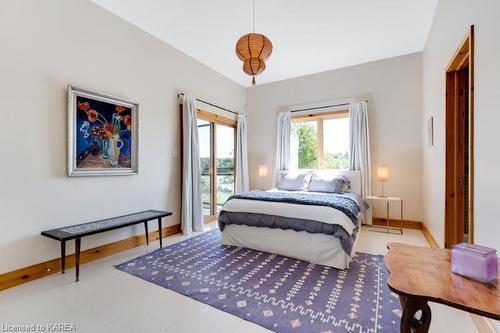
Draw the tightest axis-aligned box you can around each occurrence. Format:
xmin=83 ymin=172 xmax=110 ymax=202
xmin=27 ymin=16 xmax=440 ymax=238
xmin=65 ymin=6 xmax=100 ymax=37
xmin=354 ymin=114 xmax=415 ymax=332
xmin=181 ymin=95 xmax=203 ymax=235
xmin=274 ymin=111 xmax=292 ymax=186
xmin=235 ymin=114 xmax=249 ymax=193
xmin=349 ymin=101 xmax=372 ymax=198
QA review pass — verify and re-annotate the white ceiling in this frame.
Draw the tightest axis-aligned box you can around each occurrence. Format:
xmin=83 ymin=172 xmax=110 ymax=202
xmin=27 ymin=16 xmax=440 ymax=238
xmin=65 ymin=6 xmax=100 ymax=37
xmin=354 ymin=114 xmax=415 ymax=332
xmin=91 ymin=0 xmax=437 ymax=87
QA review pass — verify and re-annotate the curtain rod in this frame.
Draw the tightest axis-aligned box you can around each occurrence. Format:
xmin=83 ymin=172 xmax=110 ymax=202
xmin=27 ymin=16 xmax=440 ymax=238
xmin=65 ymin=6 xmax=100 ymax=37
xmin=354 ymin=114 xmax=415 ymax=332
xmin=284 ymin=100 xmax=369 ymax=114
xmin=177 ymin=93 xmax=243 ymax=117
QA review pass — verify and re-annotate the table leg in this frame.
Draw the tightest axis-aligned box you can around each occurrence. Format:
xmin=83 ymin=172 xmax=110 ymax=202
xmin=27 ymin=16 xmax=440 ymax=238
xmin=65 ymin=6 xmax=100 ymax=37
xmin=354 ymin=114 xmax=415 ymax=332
xmin=399 ymin=294 xmax=406 ymax=309
xmin=144 ymin=221 xmax=149 ymax=245
xmin=61 ymin=240 xmax=66 ymax=274
xmin=386 ymin=201 xmax=390 ymax=232
xmin=400 ymin=296 xmax=431 ymax=333
xmin=158 ymin=218 xmax=163 ymax=249
xmin=75 ymin=238 xmax=81 ymax=282
xmin=400 ymin=200 xmax=404 ymax=235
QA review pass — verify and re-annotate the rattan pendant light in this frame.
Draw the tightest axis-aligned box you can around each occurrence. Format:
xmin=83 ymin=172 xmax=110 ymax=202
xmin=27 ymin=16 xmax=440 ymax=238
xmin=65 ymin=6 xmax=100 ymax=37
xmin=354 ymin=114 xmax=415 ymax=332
xmin=235 ymin=0 xmax=273 ymax=85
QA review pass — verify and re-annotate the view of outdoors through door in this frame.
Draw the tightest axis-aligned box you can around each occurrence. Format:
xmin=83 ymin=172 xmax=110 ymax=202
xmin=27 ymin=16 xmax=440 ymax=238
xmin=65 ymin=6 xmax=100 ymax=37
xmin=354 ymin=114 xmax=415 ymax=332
xmin=197 ymin=115 xmax=235 ymax=222
xmin=198 ymin=119 xmax=212 ymax=218
xmin=216 ymin=124 xmax=235 ymax=211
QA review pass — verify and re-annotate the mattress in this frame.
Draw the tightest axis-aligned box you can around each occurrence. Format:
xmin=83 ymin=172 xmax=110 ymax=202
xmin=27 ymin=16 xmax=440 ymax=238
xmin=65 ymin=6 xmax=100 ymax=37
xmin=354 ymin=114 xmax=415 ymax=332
xmin=221 ymin=224 xmax=353 ymax=269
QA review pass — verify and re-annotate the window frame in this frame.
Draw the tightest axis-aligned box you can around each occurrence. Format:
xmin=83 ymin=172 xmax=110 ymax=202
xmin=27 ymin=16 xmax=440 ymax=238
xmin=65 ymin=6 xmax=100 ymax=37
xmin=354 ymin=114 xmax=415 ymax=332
xmin=291 ymin=110 xmax=350 ymax=170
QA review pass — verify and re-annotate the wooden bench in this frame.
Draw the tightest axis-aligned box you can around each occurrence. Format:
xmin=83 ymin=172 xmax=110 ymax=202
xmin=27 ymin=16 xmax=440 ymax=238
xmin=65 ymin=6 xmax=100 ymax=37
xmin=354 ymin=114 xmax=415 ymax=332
xmin=41 ymin=210 xmax=172 ymax=282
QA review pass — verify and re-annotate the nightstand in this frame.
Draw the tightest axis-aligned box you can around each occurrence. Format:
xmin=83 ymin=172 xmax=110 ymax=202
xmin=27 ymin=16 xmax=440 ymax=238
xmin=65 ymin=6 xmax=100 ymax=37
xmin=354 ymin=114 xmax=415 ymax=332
xmin=365 ymin=195 xmax=403 ymax=235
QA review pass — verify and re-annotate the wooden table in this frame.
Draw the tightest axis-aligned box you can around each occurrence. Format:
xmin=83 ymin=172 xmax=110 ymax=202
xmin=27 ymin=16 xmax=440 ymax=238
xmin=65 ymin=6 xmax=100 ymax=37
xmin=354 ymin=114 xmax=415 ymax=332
xmin=41 ymin=210 xmax=172 ymax=282
xmin=385 ymin=242 xmax=499 ymax=333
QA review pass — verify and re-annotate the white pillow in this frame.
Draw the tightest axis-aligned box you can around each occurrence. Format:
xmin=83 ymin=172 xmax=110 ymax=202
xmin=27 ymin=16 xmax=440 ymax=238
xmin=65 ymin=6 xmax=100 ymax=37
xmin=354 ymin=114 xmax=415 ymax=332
xmin=307 ymin=172 xmax=350 ymax=193
xmin=277 ymin=170 xmax=312 ymax=191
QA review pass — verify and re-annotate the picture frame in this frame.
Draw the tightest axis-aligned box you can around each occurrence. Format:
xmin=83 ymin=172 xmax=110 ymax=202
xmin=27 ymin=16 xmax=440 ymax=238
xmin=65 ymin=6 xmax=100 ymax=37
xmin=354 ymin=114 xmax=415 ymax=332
xmin=427 ymin=116 xmax=434 ymax=147
xmin=67 ymin=85 xmax=139 ymax=176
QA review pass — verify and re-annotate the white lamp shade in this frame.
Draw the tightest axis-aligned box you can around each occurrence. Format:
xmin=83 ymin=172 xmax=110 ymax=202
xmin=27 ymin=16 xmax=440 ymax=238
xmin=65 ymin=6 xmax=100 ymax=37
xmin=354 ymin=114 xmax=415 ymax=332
xmin=258 ymin=165 xmax=268 ymax=178
xmin=377 ymin=165 xmax=389 ymax=182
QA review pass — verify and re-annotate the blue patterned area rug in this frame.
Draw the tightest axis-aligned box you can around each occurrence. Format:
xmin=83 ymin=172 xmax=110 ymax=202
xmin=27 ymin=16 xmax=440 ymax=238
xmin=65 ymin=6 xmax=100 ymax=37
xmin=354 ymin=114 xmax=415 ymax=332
xmin=115 ymin=229 xmax=401 ymax=333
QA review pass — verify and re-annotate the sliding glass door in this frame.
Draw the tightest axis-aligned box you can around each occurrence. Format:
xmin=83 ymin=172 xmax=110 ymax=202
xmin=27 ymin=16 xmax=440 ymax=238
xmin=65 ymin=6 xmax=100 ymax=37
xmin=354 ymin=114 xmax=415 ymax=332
xmin=197 ymin=112 xmax=236 ymax=222
xmin=216 ymin=124 xmax=235 ymax=211
xmin=198 ymin=119 xmax=212 ymax=217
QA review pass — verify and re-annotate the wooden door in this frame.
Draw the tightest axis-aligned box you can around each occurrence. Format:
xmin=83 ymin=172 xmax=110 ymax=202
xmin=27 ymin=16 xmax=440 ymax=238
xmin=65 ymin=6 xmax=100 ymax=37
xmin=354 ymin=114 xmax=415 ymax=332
xmin=444 ymin=26 xmax=474 ymax=248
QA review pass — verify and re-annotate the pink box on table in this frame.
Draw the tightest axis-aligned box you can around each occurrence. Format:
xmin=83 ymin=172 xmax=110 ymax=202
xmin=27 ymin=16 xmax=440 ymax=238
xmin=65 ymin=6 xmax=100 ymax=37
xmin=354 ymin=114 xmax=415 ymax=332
xmin=451 ymin=243 xmax=498 ymax=283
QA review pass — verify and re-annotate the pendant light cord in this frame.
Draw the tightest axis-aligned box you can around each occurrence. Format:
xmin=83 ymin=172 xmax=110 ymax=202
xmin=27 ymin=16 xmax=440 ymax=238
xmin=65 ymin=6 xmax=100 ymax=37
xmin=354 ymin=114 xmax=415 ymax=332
xmin=253 ymin=0 xmax=255 ymax=33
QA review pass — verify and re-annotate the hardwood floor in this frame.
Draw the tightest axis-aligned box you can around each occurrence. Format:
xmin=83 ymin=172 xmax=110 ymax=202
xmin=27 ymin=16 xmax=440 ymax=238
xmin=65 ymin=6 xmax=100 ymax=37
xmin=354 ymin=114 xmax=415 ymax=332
xmin=0 ymin=224 xmax=479 ymax=333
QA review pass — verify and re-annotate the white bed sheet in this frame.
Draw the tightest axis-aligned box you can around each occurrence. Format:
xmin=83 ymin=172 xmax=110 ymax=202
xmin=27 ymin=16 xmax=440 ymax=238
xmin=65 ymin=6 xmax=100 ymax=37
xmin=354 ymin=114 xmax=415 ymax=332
xmin=221 ymin=224 xmax=353 ymax=269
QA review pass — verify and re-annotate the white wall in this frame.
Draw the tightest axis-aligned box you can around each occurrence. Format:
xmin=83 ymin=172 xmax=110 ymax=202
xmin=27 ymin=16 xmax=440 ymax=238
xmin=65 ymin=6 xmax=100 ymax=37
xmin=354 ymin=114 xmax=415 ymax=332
xmin=0 ymin=0 xmax=245 ymax=273
xmin=422 ymin=0 xmax=500 ymax=250
xmin=246 ymin=53 xmax=423 ymax=222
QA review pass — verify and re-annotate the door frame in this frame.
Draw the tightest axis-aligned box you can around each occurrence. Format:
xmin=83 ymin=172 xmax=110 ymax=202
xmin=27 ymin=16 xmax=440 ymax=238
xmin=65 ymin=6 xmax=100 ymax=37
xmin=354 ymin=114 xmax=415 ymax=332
xmin=196 ymin=110 xmax=237 ymax=223
xmin=444 ymin=25 xmax=474 ymax=248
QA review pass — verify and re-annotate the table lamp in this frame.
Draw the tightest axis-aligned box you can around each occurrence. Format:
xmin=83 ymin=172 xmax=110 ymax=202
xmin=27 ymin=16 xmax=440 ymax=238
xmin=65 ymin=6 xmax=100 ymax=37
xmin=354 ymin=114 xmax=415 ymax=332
xmin=258 ymin=165 xmax=268 ymax=190
xmin=377 ymin=164 xmax=389 ymax=197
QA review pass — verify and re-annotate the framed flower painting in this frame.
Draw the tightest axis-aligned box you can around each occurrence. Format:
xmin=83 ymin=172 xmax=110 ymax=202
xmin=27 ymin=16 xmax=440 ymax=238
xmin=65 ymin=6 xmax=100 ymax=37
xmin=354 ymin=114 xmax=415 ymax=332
xmin=67 ymin=86 xmax=139 ymax=176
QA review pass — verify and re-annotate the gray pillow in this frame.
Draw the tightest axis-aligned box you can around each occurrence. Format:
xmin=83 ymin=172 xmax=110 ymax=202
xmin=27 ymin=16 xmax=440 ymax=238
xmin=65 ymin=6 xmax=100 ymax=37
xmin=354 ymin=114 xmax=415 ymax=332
xmin=277 ymin=170 xmax=312 ymax=191
xmin=307 ymin=172 xmax=350 ymax=193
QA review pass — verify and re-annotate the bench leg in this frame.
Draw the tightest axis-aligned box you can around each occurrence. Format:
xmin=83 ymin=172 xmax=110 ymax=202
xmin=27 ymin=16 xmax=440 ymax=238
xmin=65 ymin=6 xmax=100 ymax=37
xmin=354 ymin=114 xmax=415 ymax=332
xmin=61 ymin=240 xmax=66 ymax=274
xmin=144 ymin=221 xmax=149 ymax=245
xmin=158 ymin=218 xmax=163 ymax=249
xmin=75 ymin=238 xmax=81 ymax=282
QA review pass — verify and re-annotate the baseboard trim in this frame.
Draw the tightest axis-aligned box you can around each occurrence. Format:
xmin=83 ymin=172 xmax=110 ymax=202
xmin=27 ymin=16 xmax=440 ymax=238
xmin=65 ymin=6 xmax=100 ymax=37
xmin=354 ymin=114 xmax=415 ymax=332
xmin=421 ymin=223 xmax=440 ymax=248
xmin=372 ymin=218 xmax=423 ymax=230
xmin=471 ymin=314 xmax=498 ymax=333
xmin=0 ymin=224 xmax=182 ymax=291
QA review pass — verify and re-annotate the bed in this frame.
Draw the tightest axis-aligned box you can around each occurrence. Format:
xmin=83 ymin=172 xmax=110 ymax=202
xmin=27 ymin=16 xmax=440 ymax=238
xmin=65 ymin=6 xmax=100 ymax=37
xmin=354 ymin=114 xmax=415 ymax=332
xmin=218 ymin=170 xmax=370 ymax=269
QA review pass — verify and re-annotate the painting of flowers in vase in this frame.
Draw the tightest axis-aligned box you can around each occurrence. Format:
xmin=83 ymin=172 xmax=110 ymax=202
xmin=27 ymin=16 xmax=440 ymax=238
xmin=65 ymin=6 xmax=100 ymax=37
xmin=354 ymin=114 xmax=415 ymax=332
xmin=68 ymin=86 xmax=138 ymax=176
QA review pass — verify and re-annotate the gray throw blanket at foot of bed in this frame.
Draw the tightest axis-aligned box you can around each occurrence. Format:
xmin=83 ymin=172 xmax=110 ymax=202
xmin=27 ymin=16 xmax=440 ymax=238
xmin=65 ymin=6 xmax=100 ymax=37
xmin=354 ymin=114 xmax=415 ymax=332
xmin=227 ymin=191 xmax=361 ymax=225
xmin=219 ymin=191 xmax=362 ymax=255
xmin=218 ymin=212 xmax=358 ymax=255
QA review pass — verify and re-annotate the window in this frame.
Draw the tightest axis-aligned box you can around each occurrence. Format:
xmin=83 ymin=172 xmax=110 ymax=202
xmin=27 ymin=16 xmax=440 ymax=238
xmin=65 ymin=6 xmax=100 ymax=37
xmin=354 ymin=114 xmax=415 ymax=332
xmin=197 ymin=111 xmax=236 ymax=222
xmin=291 ymin=111 xmax=349 ymax=170
xmin=291 ymin=120 xmax=318 ymax=169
